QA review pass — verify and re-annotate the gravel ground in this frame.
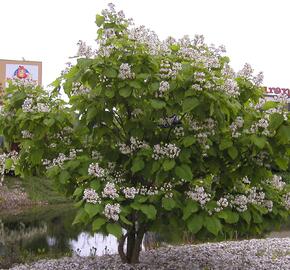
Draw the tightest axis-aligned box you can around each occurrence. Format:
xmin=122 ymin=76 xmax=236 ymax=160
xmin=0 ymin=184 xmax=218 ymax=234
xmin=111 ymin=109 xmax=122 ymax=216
xmin=9 ymin=237 xmax=290 ymax=270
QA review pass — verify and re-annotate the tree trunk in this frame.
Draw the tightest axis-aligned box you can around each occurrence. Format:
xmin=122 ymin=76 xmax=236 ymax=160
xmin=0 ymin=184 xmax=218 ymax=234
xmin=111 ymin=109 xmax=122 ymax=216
xmin=118 ymin=228 xmax=145 ymax=264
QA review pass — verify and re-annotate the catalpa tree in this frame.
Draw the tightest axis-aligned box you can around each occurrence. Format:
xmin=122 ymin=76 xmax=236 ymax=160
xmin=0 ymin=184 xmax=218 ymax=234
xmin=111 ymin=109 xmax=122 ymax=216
xmin=2 ymin=4 xmax=290 ymax=264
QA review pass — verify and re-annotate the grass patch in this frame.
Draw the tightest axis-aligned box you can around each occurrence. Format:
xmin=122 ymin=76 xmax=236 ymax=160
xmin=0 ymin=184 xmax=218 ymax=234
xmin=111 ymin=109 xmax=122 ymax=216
xmin=3 ymin=176 xmax=69 ymax=204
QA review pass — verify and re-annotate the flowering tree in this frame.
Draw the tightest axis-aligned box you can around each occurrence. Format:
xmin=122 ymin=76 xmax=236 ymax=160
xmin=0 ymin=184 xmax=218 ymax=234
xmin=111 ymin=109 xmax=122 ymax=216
xmin=0 ymin=78 xmax=76 ymax=185
xmin=1 ymin=4 xmax=290 ymax=264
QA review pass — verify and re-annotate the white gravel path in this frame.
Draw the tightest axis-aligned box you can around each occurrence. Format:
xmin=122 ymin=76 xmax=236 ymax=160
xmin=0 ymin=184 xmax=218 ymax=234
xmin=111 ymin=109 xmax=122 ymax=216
xmin=9 ymin=237 xmax=290 ymax=270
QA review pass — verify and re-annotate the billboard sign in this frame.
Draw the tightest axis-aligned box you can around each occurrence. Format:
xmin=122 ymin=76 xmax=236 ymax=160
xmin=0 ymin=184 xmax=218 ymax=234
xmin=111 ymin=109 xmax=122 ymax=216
xmin=0 ymin=59 xmax=42 ymax=94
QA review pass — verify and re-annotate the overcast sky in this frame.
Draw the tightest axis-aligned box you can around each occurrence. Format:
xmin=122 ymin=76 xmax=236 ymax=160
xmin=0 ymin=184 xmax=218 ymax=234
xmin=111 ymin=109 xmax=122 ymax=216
xmin=1 ymin=0 xmax=290 ymax=88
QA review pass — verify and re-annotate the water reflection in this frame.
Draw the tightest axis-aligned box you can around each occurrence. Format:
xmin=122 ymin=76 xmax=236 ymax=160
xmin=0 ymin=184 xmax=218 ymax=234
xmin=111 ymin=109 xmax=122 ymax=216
xmin=0 ymin=205 xmax=102 ymax=268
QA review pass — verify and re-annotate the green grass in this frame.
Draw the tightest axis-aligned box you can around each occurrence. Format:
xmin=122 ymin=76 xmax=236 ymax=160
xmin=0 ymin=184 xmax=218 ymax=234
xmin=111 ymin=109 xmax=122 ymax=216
xmin=3 ymin=176 xmax=69 ymax=204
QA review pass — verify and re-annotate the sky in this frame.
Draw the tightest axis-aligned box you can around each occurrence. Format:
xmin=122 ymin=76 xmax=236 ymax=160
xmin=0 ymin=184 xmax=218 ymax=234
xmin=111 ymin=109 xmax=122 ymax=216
xmin=1 ymin=0 xmax=290 ymax=88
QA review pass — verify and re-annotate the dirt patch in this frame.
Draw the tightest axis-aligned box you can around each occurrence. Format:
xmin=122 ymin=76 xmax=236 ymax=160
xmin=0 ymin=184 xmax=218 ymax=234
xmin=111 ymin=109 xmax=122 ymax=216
xmin=0 ymin=185 xmax=47 ymax=214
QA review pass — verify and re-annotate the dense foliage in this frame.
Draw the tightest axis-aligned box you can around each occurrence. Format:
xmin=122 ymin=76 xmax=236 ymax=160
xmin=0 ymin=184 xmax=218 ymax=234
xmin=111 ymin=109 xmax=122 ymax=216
xmin=1 ymin=4 xmax=290 ymax=263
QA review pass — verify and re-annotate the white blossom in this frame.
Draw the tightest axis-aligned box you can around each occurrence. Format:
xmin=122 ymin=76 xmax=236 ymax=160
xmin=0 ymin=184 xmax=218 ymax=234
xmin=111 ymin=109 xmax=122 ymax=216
xmin=118 ymin=63 xmax=135 ymax=80
xmin=152 ymin=143 xmax=180 ymax=160
xmin=102 ymin=182 xmax=119 ymax=199
xmin=83 ymin=188 xmax=101 ymax=204
xmin=88 ymin=163 xmax=106 ymax=178
xmin=123 ymin=187 xmax=138 ymax=199
xmin=104 ymin=203 xmax=121 ymax=221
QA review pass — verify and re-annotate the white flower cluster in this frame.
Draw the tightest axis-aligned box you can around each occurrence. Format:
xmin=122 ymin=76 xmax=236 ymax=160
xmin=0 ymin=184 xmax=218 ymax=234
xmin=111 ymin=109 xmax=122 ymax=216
xmin=194 ymin=72 xmax=206 ymax=83
xmin=43 ymin=149 xmax=81 ymax=169
xmin=214 ymin=197 xmax=229 ymax=212
xmin=22 ymin=97 xmax=50 ymax=113
xmin=118 ymin=137 xmax=149 ymax=155
xmin=22 ymin=98 xmax=33 ymax=112
xmin=248 ymin=118 xmax=270 ymax=136
xmin=37 ymin=103 xmax=50 ymax=113
xmin=83 ymin=188 xmax=101 ymax=204
xmin=152 ymin=143 xmax=180 ymax=160
xmin=102 ymin=182 xmax=119 ymax=199
xmin=282 ymin=193 xmax=290 ymax=210
xmin=159 ymin=60 xmax=182 ymax=79
xmin=139 ymin=185 xmax=159 ymax=196
xmin=231 ymin=194 xmax=248 ymax=212
xmin=267 ymin=175 xmax=286 ymax=191
xmin=128 ymin=25 xmax=160 ymax=55
xmin=186 ymin=186 xmax=211 ymax=208
xmin=21 ymin=130 xmax=33 ymax=139
xmin=160 ymin=182 xmax=173 ymax=198
xmin=156 ymin=81 xmax=170 ymax=98
xmin=229 ymin=116 xmax=244 ymax=138
xmin=252 ymin=151 xmax=270 ymax=168
xmin=122 ymin=187 xmax=138 ymax=199
xmin=10 ymin=77 xmax=37 ymax=88
xmin=118 ymin=63 xmax=135 ymax=80
xmin=222 ymin=78 xmax=239 ymax=97
xmin=247 ymin=187 xmax=266 ymax=205
xmin=71 ymin=82 xmax=90 ymax=96
xmin=76 ymin=40 xmax=94 ymax=58
xmin=103 ymin=203 xmax=121 ymax=221
xmin=242 ymin=176 xmax=251 ymax=184
xmin=88 ymin=163 xmax=106 ymax=178
xmin=173 ymin=126 xmax=184 ymax=138
xmin=249 ymin=98 xmax=266 ymax=110
xmin=237 ymin=63 xmax=264 ymax=86
xmin=192 ymin=84 xmax=203 ymax=91
xmin=158 ymin=115 xmax=180 ymax=128
xmin=225 ymin=184 xmax=274 ymax=213
xmin=0 ymin=151 xmax=19 ymax=185
xmin=61 ymin=62 xmax=72 ymax=76
xmin=188 ymin=118 xmax=216 ymax=152
xmin=132 ymin=108 xmax=143 ymax=118
xmin=92 ymin=150 xmax=103 ymax=161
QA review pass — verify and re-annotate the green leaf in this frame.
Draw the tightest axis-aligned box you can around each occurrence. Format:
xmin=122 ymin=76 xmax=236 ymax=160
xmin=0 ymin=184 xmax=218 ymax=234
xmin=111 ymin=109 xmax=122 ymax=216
xmin=95 ymin=15 xmax=105 ymax=26
xmin=5 ymin=159 xmax=13 ymax=170
xmin=218 ymin=209 xmax=239 ymax=224
xmin=175 ymin=164 xmax=193 ymax=181
xmin=219 ymin=138 xmax=233 ymax=150
xmin=73 ymin=187 xmax=83 ymax=198
xmin=204 ymin=216 xmax=222 ymax=236
xmin=30 ymin=149 xmax=43 ymax=165
xmin=72 ymin=209 xmax=88 ymax=225
xmin=187 ymin=215 xmax=203 ymax=233
xmin=43 ymin=118 xmax=55 ymax=127
xmin=140 ymin=204 xmax=157 ymax=220
xmin=105 ymin=88 xmax=115 ymax=98
xmin=92 ymin=217 xmax=106 ymax=231
xmin=87 ymin=106 xmax=97 ymax=123
xmin=182 ymin=136 xmax=196 ymax=147
xmin=277 ymin=125 xmax=290 ymax=144
xmin=119 ymin=88 xmax=132 ymax=98
xmin=90 ymin=180 xmax=101 ymax=191
xmin=120 ymin=215 xmax=133 ymax=225
xmin=162 ymin=160 xmax=176 ymax=171
xmin=59 ymin=170 xmax=70 ymax=184
xmin=182 ymin=97 xmax=199 ymax=113
xmin=269 ymin=113 xmax=284 ymax=130
xmin=162 ymin=197 xmax=176 ymax=210
xmin=227 ymin=146 xmax=238 ymax=160
xmin=240 ymin=211 xmax=251 ymax=225
xmin=106 ymin=223 xmax=122 ymax=239
xmin=183 ymin=200 xmax=199 ymax=220
xmin=251 ymin=135 xmax=266 ymax=149
xmin=150 ymin=99 xmax=166 ymax=109
xmin=129 ymin=81 xmax=142 ymax=89
xmin=84 ymin=203 xmax=103 ymax=219
xmin=131 ymin=158 xmax=145 ymax=173
xmin=275 ymin=157 xmax=288 ymax=170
